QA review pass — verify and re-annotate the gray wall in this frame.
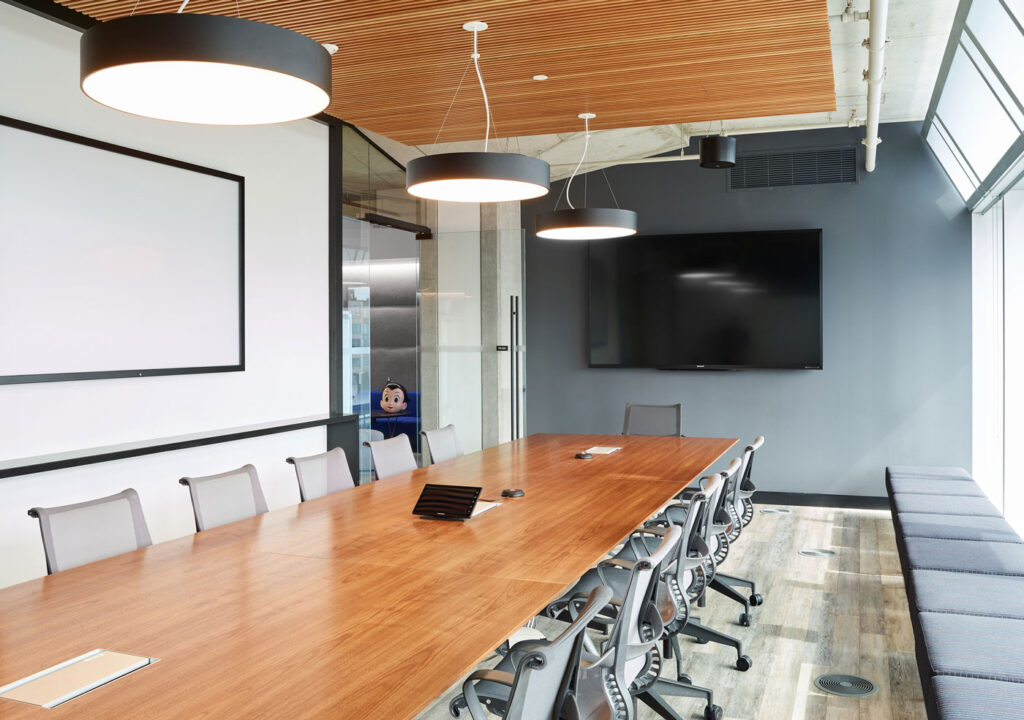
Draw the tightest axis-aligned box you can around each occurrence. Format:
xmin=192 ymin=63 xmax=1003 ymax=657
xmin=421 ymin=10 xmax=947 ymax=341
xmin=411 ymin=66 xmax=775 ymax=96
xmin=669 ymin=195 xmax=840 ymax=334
xmin=520 ymin=122 xmax=971 ymax=497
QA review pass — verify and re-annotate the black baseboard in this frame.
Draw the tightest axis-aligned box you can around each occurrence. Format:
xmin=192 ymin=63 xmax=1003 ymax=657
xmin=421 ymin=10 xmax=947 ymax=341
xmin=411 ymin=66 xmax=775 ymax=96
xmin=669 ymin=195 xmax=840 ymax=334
xmin=753 ymin=491 xmax=889 ymax=510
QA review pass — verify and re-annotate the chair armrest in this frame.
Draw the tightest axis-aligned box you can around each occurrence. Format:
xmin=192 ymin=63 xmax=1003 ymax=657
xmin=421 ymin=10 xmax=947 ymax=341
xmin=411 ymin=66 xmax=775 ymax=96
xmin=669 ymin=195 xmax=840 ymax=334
xmin=600 ymin=558 xmax=635 ymax=571
xmin=462 ymin=670 xmax=517 ymax=720
xmin=595 ymin=558 xmax=634 ymax=589
xmin=465 ymin=669 xmax=516 ymax=686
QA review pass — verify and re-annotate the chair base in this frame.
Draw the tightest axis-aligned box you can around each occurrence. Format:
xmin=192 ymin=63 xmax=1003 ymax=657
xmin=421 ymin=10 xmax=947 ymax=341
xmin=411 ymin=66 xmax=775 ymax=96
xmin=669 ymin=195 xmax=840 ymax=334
xmin=709 ymin=573 xmax=761 ymax=616
xmin=680 ymin=618 xmax=752 ymax=670
xmin=638 ymin=678 xmax=723 ymax=720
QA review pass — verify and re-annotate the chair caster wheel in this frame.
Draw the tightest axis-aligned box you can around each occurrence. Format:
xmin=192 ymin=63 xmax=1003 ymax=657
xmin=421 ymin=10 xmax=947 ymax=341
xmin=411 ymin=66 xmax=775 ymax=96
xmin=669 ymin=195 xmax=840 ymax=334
xmin=705 ymin=704 xmax=723 ymax=720
xmin=750 ymin=593 xmax=764 ymax=606
xmin=736 ymin=655 xmax=753 ymax=671
xmin=695 ymin=637 xmax=710 ymax=644
xmin=739 ymin=613 xmax=752 ymax=627
xmin=677 ymin=673 xmax=692 ymax=684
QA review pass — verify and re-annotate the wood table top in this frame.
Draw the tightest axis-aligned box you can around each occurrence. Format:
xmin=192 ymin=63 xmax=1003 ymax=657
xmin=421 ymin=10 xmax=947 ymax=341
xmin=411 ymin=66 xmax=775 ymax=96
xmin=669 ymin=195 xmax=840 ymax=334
xmin=0 ymin=433 xmax=736 ymax=719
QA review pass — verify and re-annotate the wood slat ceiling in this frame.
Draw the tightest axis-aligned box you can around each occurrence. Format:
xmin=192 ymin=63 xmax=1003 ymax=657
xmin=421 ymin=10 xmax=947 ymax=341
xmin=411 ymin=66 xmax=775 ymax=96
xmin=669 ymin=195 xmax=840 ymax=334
xmin=56 ymin=0 xmax=836 ymax=145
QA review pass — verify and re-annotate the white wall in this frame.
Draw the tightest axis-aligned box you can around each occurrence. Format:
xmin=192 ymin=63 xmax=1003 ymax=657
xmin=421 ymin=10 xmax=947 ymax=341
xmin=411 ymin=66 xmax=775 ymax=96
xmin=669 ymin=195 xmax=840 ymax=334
xmin=0 ymin=4 xmax=329 ymax=588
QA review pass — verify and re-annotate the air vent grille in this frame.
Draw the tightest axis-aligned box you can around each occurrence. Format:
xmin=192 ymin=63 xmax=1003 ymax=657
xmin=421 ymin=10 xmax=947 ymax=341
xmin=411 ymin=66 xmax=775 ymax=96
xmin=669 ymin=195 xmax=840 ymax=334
xmin=814 ymin=674 xmax=878 ymax=697
xmin=731 ymin=146 xmax=857 ymax=189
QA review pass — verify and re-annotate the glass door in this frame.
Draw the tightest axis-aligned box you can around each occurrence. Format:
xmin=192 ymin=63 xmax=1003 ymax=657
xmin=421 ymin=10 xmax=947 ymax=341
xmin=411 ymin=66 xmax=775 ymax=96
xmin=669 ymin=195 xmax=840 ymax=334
xmin=421 ymin=228 xmax=525 ymax=454
xmin=341 ymin=216 xmax=422 ymax=481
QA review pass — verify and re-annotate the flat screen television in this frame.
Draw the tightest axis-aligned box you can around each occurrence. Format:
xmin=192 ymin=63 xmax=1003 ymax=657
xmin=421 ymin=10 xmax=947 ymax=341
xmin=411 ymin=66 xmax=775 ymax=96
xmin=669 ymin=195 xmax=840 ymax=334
xmin=588 ymin=229 xmax=822 ymax=370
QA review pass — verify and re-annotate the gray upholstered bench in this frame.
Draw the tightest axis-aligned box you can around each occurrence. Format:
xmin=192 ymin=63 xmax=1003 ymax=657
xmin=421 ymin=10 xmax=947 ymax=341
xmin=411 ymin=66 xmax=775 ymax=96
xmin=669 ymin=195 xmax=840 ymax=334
xmin=885 ymin=465 xmax=1024 ymax=720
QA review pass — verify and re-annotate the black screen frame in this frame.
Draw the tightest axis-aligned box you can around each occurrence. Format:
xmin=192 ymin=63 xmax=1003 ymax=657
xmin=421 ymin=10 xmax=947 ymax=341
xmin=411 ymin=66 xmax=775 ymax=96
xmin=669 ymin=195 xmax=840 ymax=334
xmin=0 ymin=114 xmax=246 ymax=386
xmin=586 ymin=228 xmax=823 ymax=371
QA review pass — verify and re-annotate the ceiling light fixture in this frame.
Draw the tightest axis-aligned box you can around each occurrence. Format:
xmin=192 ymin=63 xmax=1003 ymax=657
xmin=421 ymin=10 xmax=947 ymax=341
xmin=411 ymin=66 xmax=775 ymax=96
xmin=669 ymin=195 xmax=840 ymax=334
xmin=535 ymin=113 xmax=638 ymax=240
xmin=406 ymin=22 xmax=550 ymax=203
xmin=699 ymin=123 xmax=737 ymax=169
xmin=80 ymin=1 xmax=331 ymax=125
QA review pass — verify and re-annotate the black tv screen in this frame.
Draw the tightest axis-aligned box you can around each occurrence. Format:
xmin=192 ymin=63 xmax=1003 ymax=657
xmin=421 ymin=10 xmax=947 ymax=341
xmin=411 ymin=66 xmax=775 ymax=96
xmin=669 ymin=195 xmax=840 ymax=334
xmin=588 ymin=229 xmax=822 ymax=369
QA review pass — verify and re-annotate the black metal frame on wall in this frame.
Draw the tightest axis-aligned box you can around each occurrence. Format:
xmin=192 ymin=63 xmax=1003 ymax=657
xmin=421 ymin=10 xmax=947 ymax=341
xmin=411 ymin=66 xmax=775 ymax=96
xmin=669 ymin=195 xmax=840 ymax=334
xmin=0 ymin=113 xmax=246 ymax=386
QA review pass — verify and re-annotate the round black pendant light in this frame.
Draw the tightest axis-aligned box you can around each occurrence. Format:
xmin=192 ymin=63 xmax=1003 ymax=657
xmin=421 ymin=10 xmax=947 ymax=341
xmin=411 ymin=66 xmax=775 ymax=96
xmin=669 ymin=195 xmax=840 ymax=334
xmin=407 ymin=151 xmax=550 ymax=203
xmin=699 ymin=135 xmax=737 ymax=169
xmin=534 ymin=113 xmax=639 ymax=240
xmin=535 ymin=207 xmax=638 ymax=240
xmin=406 ymin=22 xmax=550 ymax=203
xmin=80 ymin=12 xmax=332 ymax=125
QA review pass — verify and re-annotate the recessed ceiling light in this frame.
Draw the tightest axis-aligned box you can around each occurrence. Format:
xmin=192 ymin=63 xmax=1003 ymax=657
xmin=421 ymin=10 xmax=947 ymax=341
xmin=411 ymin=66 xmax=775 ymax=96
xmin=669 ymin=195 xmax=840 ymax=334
xmin=532 ymin=74 xmax=549 ymax=81
xmin=322 ymin=43 xmax=339 ymax=55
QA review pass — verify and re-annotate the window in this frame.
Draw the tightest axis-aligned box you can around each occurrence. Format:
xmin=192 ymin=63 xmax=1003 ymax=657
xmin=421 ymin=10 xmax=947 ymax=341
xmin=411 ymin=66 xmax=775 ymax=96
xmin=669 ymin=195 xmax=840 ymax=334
xmin=973 ymin=176 xmax=1024 ymax=535
xmin=924 ymin=0 xmax=1024 ymax=207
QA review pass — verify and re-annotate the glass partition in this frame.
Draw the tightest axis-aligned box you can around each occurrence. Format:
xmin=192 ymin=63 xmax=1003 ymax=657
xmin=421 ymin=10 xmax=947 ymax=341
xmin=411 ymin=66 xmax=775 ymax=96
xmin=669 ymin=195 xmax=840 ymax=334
xmin=339 ymin=124 xmax=426 ymax=480
xmin=423 ymin=229 xmax=526 ymax=454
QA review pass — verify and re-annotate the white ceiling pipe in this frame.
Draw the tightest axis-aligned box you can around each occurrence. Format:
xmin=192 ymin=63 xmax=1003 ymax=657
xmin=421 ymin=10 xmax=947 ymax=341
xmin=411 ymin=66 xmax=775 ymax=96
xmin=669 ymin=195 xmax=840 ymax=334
xmin=830 ymin=0 xmax=869 ymax=23
xmin=863 ymin=0 xmax=889 ymax=172
xmin=550 ymin=119 xmax=865 ymax=169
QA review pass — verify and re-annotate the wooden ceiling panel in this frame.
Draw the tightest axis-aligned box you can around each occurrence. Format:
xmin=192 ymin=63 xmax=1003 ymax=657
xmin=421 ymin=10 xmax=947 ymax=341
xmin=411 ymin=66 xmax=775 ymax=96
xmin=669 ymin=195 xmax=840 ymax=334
xmin=56 ymin=0 xmax=835 ymax=145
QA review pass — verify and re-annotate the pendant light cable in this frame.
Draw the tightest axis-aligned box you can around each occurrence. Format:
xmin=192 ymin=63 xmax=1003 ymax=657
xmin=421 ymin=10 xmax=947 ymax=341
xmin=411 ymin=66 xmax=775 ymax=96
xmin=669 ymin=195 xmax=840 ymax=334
xmin=565 ymin=114 xmax=591 ymax=210
xmin=430 ymin=58 xmax=472 ymax=149
xmin=601 ymin=167 xmax=621 ymax=208
xmin=470 ymin=27 xmax=491 ymax=152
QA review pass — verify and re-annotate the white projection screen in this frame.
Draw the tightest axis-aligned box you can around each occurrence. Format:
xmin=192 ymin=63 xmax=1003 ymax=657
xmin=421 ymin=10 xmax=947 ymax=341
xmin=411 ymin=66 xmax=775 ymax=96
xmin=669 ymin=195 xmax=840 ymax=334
xmin=0 ymin=116 xmax=243 ymax=384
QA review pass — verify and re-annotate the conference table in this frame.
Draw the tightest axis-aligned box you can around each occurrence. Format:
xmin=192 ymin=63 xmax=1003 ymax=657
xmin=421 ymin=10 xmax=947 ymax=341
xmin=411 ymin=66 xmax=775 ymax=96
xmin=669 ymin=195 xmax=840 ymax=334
xmin=0 ymin=433 xmax=736 ymax=719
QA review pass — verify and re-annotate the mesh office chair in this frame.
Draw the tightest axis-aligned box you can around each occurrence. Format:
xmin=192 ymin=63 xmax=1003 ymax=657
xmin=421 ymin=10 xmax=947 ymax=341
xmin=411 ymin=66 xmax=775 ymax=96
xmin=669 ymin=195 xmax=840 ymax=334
xmin=450 ymin=585 xmax=613 ymax=720
xmin=286 ymin=447 xmax=355 ymax=501
xmin=28 ymin=488 xmax=152 ymax=574
xmin=561 ymin=489 xmax=725 ymax=718
xmin=179 ymin=464 xmax=268 ymax=531
xmin=663 ymin=463 xmax=754 ymax=671
xmin=422 ymin=424 xmax=464 ymax=465
xmin=700 ymin=458 xmax=764 ymax=625
xmin=622 ymin=403 xmax=683 ymax=436
xmin=569 ymin=526 xmax=727 ymax=720
xmin=734 ymin=436 xmax=765 ymax=526
xmin=364 ymin=434 xmax=418 ymax=480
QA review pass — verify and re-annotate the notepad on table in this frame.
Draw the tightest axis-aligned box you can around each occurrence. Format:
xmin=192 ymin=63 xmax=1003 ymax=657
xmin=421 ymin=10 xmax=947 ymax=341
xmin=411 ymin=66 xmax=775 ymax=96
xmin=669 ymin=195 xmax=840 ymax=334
xmin=586 ymin=446 xmax=621 ymax=455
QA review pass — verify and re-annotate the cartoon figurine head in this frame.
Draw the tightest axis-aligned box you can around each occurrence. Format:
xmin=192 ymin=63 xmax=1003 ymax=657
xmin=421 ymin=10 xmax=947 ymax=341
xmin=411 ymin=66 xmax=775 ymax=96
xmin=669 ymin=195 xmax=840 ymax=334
xmin=380 ymin=381 xmax=408 ymax=414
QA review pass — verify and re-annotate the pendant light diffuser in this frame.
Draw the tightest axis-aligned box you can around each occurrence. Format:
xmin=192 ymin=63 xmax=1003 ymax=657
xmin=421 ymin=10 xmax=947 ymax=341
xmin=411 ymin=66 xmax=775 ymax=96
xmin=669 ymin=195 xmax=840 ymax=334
xmin=80 ymin=14 xmax=332 ymax=125
xmin=406 ymin=21 xmax=550 ymax=203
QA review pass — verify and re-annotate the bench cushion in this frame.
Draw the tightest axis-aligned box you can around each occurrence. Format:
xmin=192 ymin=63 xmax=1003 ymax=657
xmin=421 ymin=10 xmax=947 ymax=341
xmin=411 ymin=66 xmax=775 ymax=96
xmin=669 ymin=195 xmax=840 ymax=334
xmin=932 ymin=676 xmax=1024 ymax=720
xmin=919 ymin=612 xmax=1024 ymax=682
xmin=910 ymin=569 xmax=1024 ymax=619
xmin=887 ymin=478 xmax=985 ymax=496
xmin=887 ymin=466 xmax=973 ymax=482
xmin=896 ymin=514 xmax=1022 ymax=542
xmin=893 ymin=494 xmax=1001 ymax=517
xmin=904 ymin=537 xmax=1024 ymax=575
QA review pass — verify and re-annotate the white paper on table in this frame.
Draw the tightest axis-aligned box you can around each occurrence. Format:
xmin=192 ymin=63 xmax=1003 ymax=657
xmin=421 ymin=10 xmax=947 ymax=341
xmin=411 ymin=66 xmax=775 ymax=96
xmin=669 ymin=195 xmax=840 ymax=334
xmin=585 ymin=446 xmax=621 ymax=455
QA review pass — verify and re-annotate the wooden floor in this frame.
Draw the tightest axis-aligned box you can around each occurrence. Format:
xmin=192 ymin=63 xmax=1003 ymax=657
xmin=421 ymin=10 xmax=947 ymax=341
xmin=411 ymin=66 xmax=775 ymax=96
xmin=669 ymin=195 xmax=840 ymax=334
xmin=414 ymin=505 xmax=926 ymax=720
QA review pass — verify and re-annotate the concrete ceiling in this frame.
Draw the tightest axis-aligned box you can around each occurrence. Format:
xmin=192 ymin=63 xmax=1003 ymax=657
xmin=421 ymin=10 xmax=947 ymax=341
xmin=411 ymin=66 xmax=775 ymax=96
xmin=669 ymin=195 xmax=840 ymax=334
xmin=361 ymin=0 xmax=958 ymax=180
